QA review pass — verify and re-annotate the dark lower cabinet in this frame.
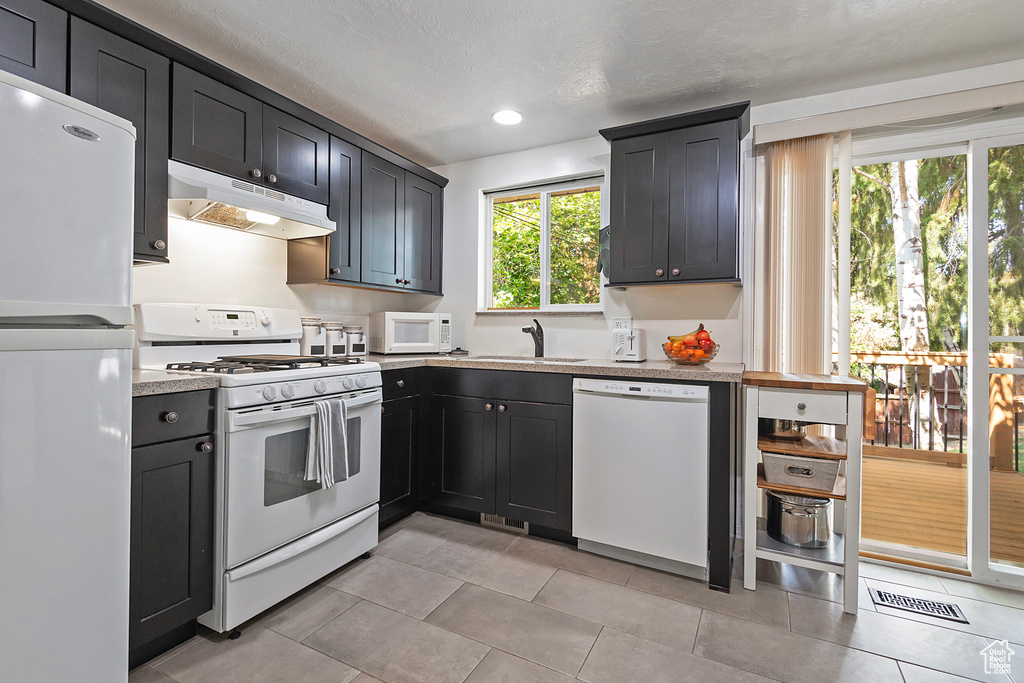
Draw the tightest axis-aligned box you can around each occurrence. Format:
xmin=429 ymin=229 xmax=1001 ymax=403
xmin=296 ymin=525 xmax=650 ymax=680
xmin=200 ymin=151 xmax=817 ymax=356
xmin=0 ymin=0 xmax=66 ymax=91
xmin=495 ymin=400 xmax=572 ymax=530
xmin=380 ymin=394 xmax=420 ymax=528
xmin=130 ymin=390 xmax=215 ymax=669
xmin=69 ymin=17 xmax=170 ymax=263
xmin=426 ymin=370 xmax=572 ymax=532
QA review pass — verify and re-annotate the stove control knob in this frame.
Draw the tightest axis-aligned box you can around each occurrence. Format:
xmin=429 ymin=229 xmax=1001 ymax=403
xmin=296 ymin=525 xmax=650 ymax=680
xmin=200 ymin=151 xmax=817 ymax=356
xmin=262 ymin=386 xmax=278 ymax=401
xmin=260 ymin=313 xmax=271 ymax=327
xmin=314 ymin=380 xmax=328 ymax=394
xmin=281 ymin=384 xmax=296 ymax=399
xmin=356 ymin=375 xmax=368 ymax=388
xmin=342 ymin=377 xmax=355 ymax=390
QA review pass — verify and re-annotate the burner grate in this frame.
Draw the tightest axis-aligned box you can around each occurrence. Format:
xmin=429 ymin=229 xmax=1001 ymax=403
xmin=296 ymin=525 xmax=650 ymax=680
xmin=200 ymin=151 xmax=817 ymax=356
xmin=868 ymin=588 xmax=968 ymax=623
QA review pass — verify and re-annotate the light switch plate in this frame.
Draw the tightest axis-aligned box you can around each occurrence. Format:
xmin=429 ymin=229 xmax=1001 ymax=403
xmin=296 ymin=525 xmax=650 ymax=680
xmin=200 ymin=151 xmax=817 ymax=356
xmin=611 ymin=317 xmax=632 ymax=330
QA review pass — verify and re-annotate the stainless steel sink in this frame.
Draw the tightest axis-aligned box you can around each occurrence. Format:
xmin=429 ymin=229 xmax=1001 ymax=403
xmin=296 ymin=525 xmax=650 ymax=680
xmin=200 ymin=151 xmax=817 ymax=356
xmin=466 ymin=356 xmax=586 ymax=365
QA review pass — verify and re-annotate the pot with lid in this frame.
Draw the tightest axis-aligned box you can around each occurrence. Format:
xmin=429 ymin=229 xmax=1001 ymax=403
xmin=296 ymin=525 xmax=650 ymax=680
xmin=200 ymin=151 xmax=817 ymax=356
xmin=765 ymin=491 xmax=832 ymax=548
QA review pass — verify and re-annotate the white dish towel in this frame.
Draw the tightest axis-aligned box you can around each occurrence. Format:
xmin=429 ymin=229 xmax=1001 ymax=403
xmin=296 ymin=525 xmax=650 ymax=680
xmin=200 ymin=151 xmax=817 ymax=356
xmin=304 ymin=398 xmax=348 ymax=489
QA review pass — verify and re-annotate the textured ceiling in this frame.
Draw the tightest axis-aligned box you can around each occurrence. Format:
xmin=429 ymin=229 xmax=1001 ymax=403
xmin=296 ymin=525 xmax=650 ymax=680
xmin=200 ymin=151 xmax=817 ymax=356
xmin=95 ymin=0 xmax=1024 ymax=167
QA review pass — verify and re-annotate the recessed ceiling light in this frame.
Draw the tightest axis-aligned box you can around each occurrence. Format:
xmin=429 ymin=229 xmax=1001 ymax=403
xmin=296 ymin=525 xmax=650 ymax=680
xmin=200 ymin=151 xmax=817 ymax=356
xmin=492 ymin=110 xmax=523 ymax=125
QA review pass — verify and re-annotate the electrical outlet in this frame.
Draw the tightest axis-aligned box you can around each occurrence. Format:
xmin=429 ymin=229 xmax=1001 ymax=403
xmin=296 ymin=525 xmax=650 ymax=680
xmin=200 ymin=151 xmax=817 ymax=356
xmin=611 ymin=317 xmax=632 ymax=330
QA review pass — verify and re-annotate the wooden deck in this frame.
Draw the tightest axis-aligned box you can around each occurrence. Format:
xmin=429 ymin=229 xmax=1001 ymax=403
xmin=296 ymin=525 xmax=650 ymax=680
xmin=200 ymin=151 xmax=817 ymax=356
xmin=862 ymin=456 xmax=1024 ymax=566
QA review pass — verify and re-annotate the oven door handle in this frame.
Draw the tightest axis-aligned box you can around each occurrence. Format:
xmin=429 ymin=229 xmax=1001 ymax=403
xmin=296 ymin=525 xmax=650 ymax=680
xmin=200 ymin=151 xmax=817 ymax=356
xmin=227 ymin=390 xmax=382 ymax=430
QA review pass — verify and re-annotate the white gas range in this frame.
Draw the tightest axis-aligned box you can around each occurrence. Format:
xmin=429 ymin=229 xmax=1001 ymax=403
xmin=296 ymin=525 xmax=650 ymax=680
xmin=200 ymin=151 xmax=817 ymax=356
xmin=135 ymin=303 xmax=381 ymax=633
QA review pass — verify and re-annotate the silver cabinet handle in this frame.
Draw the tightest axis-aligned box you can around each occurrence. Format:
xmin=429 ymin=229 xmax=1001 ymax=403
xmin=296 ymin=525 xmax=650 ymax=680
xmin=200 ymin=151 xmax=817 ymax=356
xmin=397 ymin=379 xmax=405 ymax=388
xmin=381 ymin=405 xmax=385 ymax=414
xmin=251 ymin=168 xmax=262 ymax=178
xmin=485 ymin=403 xmax=493 ymax=411
xmin=498 ymin=404 xmax=506 ymax=412
xmin=797 ymin=402 xmax=807 ymax=411
xmin=267 ymin=173 xmax=277 ymax=183
xmin=655 ymin=268 xmax=665 ymax=277
xmin=671 ymin=268 xmax=680 ymax=276
xmin=330 ymin=268 xmax=340 ymax=275
xmin=197 ymin=441 xmax=213 ymax=453
xmin=163 ymin=411 xmax=179 ymax=423
xmin=153 ymin=239 xmax=166 ymax=251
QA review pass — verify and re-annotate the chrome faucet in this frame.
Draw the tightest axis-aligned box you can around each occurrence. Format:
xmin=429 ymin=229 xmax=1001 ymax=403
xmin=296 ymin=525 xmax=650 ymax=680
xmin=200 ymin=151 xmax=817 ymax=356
xmin=522 ymin=319 xmax=544 ymax=357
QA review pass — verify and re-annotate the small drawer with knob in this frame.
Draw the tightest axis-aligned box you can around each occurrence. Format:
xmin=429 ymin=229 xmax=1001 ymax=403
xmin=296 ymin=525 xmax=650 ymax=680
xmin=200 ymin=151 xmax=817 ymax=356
xmin=757 ymin=387 xmax=847 ymax=425
xmin=132 ymin=389 xmax=215 ymax=447
xmin=381 ymin=369 xmax=421 ymax=401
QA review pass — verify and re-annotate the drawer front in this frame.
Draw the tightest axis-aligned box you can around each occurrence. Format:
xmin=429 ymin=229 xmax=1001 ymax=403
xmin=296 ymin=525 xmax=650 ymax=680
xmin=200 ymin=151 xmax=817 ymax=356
xmin=132 ymin=389 xmax=215 ymax=447
xmin=382 ymin=368 xmax=421 ymax=401
xmin=757 ymin=387 xmax=846 ymax=424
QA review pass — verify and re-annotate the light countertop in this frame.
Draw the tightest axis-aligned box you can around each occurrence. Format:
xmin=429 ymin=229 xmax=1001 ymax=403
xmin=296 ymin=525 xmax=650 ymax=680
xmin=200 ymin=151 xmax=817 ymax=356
xmin=368 ymin=354 xmax=744 ymax=383
xmin=132 ymin=369 xmax=221 ymax=397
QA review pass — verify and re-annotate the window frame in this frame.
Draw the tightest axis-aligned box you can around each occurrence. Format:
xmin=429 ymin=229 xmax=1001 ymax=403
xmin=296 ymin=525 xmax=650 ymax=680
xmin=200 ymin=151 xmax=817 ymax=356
xmin=485 ymin=176 xmax=605 ymax=312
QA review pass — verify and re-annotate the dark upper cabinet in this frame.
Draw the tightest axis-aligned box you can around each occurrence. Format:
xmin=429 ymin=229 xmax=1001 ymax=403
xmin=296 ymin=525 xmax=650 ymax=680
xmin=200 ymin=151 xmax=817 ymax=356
xmin=667 ymin=119 xmax=740 ymax=281
xmin=495 ymin=400 xmax=572 ymax=531
xmin=431 ymin=395 xmax=496 ymax=514
xmin=608 ymin=132 xmax=671 ymax=283
xmin=129 ymin=435 xmax=214 ymax=666
xmin=361 ymin=151 xmax=406 ymax=288
xmin=70 ymin=18 xmax=170 ymax=263
xmin=0 ymin=0 xmax=66 ymax=91
xmin=404 ymin=172 xmax=443 ymax=292
xmin=171 ymin=64 xmax=263 ymax=182
xmin=263 ymin=105 xmax=329 ymax=204
xmin=601 ymin=102 xmax=749 ymax=285
xmin=326 ymin=135 xmax=362 ymax=282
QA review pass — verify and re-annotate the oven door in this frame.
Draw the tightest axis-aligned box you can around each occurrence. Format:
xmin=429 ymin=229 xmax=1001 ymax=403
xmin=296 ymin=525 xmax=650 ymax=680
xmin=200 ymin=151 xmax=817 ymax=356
xmin=223 ymin=388 xmax=381 ymax=569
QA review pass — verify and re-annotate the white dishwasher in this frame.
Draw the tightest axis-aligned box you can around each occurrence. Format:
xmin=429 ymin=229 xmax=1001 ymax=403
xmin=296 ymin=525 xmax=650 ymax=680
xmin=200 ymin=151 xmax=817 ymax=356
xmin=572 ymin=378 xmax=709 ymax=575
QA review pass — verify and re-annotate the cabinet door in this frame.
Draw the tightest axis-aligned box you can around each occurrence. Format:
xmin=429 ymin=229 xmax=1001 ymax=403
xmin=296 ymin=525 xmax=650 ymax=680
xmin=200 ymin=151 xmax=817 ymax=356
xmin=429 ymin=395 xmax=495 ymax=514
xmin=608 ymin=132 xmax=671 ymax=284
xmin=171 ymin=64 xmax=262 ymax=181
xmin=0 ymin=0 xmax=65 ymax=91
xmin=70 ymin=18 xmax=170 ymax=263
xmin=667 ymin=119 xmax=739 ymax=281
xmin=380 ymin=395 xmax=420 ymax=528
xmin=327 ymin=136 xmax=362 ymax=282
xmin=263 ymin=105 xmax=329 ymax=204
xmin=495 ymin=401 xmax=572 ymax=530
xmin=361 ymin=152 xmax=406 ymax=287
xmin=129 ymin=436 xmax=214 ymax=652
xmin=404 ymin=173 xmax=442 ymax=293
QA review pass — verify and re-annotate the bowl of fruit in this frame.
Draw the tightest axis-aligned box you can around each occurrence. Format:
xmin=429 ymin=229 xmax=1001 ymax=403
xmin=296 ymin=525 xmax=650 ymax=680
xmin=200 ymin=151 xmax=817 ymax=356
xmin=663 ymin=324 xmax=719 ymax=365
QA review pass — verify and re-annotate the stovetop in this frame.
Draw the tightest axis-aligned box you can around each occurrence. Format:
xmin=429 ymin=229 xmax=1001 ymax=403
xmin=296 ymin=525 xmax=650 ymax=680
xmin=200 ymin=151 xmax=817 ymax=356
xmin=166 ymin=355 xmax=366 ymax=375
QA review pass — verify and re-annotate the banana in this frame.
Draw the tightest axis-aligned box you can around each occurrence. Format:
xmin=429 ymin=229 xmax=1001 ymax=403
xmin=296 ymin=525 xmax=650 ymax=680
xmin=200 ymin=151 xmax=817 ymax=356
xmin=667 ymin=323 xmax=704 ymax=342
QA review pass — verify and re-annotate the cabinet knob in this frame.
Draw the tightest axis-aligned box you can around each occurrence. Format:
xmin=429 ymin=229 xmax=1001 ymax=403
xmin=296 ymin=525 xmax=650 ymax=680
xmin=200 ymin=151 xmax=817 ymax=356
xmin=251 ymin=168 xmax=262 ymax=178
xmin=498 ymin=404 xmax=506 ymax=412
xmin=267 ymin=173 xmax=277 ymax=183
xmin=396 ymin=379 xmax=405 ymax=388
xmin=163 ymin=411 xmax=179 ymax=423
xmin=197 ymin=441 xmax=213 ymax=453
xmin=330 ymin=268 xmax=341 ymax=275
xmin=655 ymin=268 xmax=665 ymax=277
xmin=797 ymin=402 xmax=807 ymax=411
xmin=403 ymin=279 xmax=411 ymax=285
xmin=153 ymin=239 xmax=166 ymax=251
xmin=381 ymin=405 xmax=385 ymax=414
xmin=485 ymin=403 xmax=493 ymax=411
xmin=396 ymin=278 xmax=403 ymax=284
xmin=671 ymin=268 xmax=680 ymax=276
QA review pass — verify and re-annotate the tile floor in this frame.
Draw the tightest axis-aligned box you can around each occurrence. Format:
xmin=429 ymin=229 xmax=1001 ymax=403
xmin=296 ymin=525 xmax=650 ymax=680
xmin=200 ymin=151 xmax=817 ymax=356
xmin=131 ymin=512 xmax=1024 ymax=683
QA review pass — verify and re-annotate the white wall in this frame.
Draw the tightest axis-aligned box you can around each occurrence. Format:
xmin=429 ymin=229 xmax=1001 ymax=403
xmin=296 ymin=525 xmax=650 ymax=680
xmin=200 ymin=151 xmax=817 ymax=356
xmin=132 ymin=217 xmax=441 ymax=327
xmin=429 ymin=137 xmax=745 ymax=362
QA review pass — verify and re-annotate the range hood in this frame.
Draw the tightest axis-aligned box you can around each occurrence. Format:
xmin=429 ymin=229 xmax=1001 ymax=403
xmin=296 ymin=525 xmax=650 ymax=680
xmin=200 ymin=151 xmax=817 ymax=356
xmin=167 ymin=160 xmax=335 ymax=239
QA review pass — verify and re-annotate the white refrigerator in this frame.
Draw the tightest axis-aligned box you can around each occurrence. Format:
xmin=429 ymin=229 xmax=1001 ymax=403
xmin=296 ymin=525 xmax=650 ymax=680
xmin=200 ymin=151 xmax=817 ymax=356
xmin=0 ymin=70 xmax=136 ymax=682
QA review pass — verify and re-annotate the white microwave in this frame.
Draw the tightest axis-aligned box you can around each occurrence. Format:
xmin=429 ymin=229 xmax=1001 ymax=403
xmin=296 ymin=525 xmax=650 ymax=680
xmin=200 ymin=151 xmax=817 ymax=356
xmin=368 ymin=312 xmax=452 ymax=354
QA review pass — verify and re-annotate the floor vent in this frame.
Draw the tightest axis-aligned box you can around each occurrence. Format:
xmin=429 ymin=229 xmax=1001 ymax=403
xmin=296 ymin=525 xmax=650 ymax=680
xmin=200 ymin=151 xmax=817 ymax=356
xmin=481 ymin=513 xmax=528 ymax=534
xmin=868 ymin=588 xmax=969 ymax=623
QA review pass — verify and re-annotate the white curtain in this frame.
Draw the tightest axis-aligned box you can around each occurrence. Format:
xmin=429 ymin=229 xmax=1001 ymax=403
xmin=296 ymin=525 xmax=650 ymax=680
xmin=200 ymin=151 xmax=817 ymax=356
xmin=762 ymin=134 xmax=834 ymax=374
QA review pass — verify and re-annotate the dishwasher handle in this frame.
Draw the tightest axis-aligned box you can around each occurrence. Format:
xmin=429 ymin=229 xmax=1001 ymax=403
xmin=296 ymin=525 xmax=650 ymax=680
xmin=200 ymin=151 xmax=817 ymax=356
xmin=572 ymin=378 xmax=709 ymax=402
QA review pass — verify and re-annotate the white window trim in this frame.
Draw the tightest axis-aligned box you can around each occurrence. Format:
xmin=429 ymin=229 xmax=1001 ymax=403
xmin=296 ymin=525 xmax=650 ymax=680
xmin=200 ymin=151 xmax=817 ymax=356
xmin=484 ymin=176 xmax=605 ymax=312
